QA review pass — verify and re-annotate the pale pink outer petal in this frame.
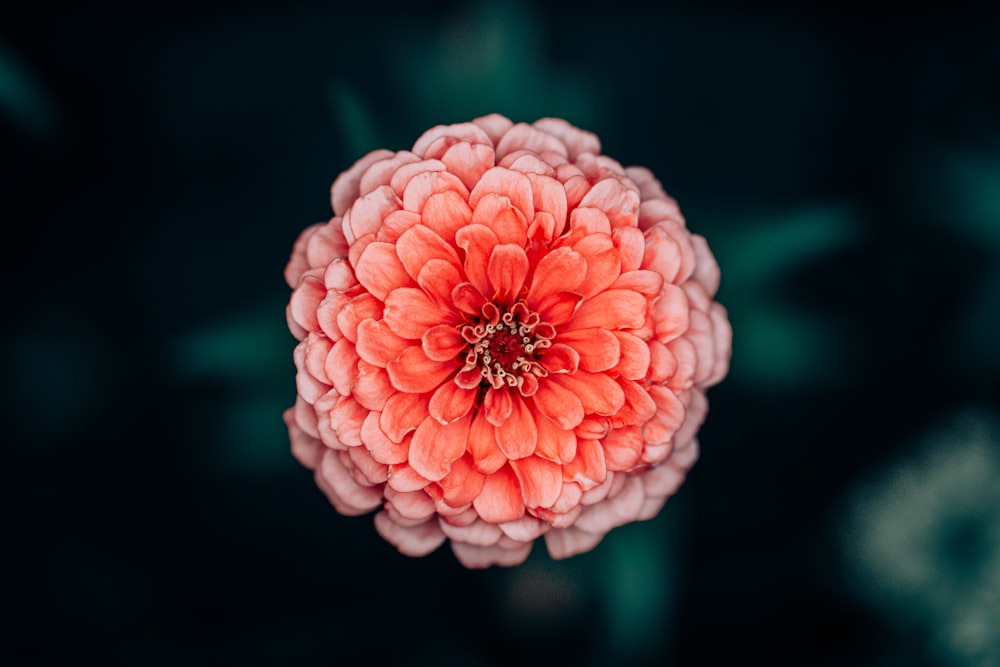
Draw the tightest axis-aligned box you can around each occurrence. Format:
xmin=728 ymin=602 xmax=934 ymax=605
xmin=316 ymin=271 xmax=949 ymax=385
xmin=331 ymin=149 xmax=395 ymax=217
xmin=285 ymin=223 xmax=323 ymax=288
xmin=438 ymin=518 xmax=503 ymax=547
xmin=315 ymin=449 xmax=384 ymax=516
xmin=284 ymin=407 xmax=324 ymax=471
xmin=374 ymin=511 xmax=447 ymax=557
xmin=471 ymin=113 xmax=514 ymax=145
xmin=544 ymin=526 xmax=606 ymax=560
xmin=533 ymin=117 xmax=601 ymax=160
xmin=450 ymin=540 xmax=533 ymax=569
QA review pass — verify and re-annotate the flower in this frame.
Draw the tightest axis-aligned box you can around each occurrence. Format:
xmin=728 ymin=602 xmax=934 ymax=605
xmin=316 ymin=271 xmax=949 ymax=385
xmin=283 ymin=114 xmax=731 ymax=568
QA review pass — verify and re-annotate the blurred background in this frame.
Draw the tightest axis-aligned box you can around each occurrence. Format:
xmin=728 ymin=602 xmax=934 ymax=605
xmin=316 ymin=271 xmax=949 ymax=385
xmin=3 ymin=1 xmax=999 ymax=665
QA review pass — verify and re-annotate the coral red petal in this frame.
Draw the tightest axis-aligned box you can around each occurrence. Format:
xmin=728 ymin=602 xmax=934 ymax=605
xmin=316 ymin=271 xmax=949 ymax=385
xmin=362 ymin=412 xmax=408 ymax=465
xmin=386 ymin=345 xmax=456 ymax=394
xmin=494 ymin=393 xmax=537 ymax=460
xmin=416 ymin=259 xmax=463 ymax=310
xmin=510 ymin=456 xmax=562 ymax=508
xmin=379 ymin=391 xmax=430 ymax=443
xmin=533 ymin=380 xmax=585 ymax=430
xmin=422 ymin=324 xmax=466 ymax=362
xmin=395 ymin=223 xmax=461 ymax=282
xmin=468 ymin=409 xmax=508 ymax=475
xmin=409 ymin=412 xmax=472 ymax=481
xmin=420 ymin=190 xmax=473 ymax=245
xmin=428 ymin=381 xmax=477 ymax=424
xmin=562 ymin=437 xmax=608 ymax=491
xmin=569 ymin=289 xmax=647 ymax=331
xmin=549 ymin=371 xmax=625 ymax=416
xmin=355 ymin=318 xmax=409 ymax=367
xmin=602 ymin=426 xmax=644 ymax=471
xmin=455 ymin=224 xmax=501 ymax=297
xmin=555 ymin=328 xmax=620 ymax=373
xmin=483 ymin=387 xmax=513 ymax=426
xmin=487 ymin=244 xmax=529 ymax=302
xmin=383 ymin=287 xmax=454 ymax=340
xmin=355 ymin=241 xmax=411 ymax=302
xmin=533 ymin=403 xmax=577 ymax=464
xmin=470 ymin=194 xmax=529 ymax=247
xmin=526 ymin=246 xmax=586 ymax=307
xmin=346 ymin=186 xmax=400 ymax=243
xmin=440 ymin=141 xmax=495 ymax=191
xmin=438 ymin=454 xmax=486 ymax=507
xmin=472 ymin=465 xmax=525 ymax=524
xmin=469 ymin=166 xmax=534 ymax=225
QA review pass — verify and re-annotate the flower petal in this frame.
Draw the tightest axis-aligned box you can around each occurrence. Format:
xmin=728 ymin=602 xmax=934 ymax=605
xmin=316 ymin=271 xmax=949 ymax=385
xmin=544 ymin=526 xmax=606 ymax=560
xmin=345 ymin=185 xmax=400 ymax=243
xmin=386 ymin=345 xmax=456 ymax=393
xmin=355 ymin=241 xmax=412 ymax=302
xmin=562 ymin=437 xmax=608 ymax=491
xmin=409 ymin=412 xmax=472 ymax=481
xmin=470 ymin=193 xmax=529 ymax=247
xmin=331 ymin=148 xmax=394 ymax=217
xmin=472 ymin=465 xmax=525 ymax=524
xmin=383 ymin=287 xmax=455 ymax=340
xmin=526 ymin=246 xmax=586 ymax=308
xmin=440 ymin=141 xmax=496 ymax=191
xmin=374 ymin=511 xmax=446 ymax=557
xmin=362 ymin=412 xmax=408 ymax=464
xmin=494 ymin=123 xmax=568 ymax=162
xmin=380 ymin=391 xmax=430 ymax=442
xmin=494 ymin=393 xmax=537 ymax=459
xmin=533 ymin=403 xmax=577 ymax=464
xmin=469 ymin=409 xmax=507 ymax=474
xmin=417 ymin=259 xmax=463 ymax=310
xmin=569 ymin=289 xmax=648 ymax=331
xmin=428 ymin=381 xmax=477 ymax=424
xmin=395 ymin=223 xmax=462 ymax=282
xmin=438 ymin=454 xmax=486 ymax=507
xmin=455 ymin=224 xmax=501 ymax=297
xmin=510 ymin=456 xmax=562 ymax=508
xmin=353 ymin=361 xmax=394 ymax=411
xmin=549 ymin=371 xmax=625 ymax=416
xmin=532 ymin=380 xmax=585 ymax=430
xmin=316 ymin=449 xmax=383 ymax=515
xmin=540 ymin=343 xmax=580 ymax=374
xmin=602 ymin=425 xmax=644 ymax=471
xmin=450 ymin=541 xmax=533 ymax=569
xmin=355 ymin=318 xmax=409 ymax=368
xmin=483 ymin=387 xmax=513 ymax=426
xmin=487 ymin=244 xmax=529 ymax=303
xmin=420 ymin=189 xmax=473 ymax=245
xmin=555 ymin=328 xmax=620 ymax=373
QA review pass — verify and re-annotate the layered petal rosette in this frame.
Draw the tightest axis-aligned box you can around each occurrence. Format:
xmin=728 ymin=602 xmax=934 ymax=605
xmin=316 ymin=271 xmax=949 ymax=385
xmin=284 ymin=114 xmax=731 ymax=568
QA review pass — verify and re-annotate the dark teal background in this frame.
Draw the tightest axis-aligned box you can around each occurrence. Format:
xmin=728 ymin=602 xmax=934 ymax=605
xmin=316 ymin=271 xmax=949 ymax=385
xmin=4 ymin=1 xmax=999 ymax=665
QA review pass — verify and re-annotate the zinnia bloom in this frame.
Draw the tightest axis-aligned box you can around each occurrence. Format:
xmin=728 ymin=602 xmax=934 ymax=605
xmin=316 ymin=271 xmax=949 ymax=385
xmin=283 ymin=114 xmax=731 ymax=568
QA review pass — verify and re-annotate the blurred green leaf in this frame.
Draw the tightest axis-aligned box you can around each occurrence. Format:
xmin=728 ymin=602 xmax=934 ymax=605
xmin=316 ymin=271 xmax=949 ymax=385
xmin=0 ymin=42 xmax=58 ymax=142
xmin=708 ymin=202 xmax=864 ymax=389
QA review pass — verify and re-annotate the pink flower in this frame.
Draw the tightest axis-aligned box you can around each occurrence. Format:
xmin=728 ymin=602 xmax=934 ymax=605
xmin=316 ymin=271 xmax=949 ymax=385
xmin=283 ymin=114 xmax=731 ymax=568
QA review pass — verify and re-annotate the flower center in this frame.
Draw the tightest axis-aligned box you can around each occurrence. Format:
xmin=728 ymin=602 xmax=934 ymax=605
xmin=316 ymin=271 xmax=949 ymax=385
xmin=487 ymin=330 xmax=523 ymax=369
xmin=455 ymin=300 xmax=556 ymax=396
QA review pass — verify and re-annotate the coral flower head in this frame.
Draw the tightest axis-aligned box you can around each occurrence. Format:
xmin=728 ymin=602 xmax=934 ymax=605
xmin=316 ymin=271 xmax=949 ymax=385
xmin=284 ymin=114 xmax=731 ymax=568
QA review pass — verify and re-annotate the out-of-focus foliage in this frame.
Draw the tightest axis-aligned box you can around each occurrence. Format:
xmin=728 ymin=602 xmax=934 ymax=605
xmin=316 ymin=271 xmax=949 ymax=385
xmin=840 ymin=407 xmax=1000 ymax=666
